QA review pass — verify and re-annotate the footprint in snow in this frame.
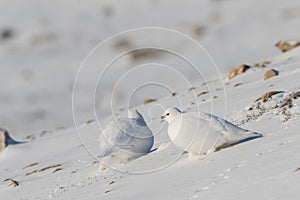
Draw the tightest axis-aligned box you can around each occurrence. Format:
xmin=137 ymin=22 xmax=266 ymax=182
xmin=191 ymin=160 xmax=246 ymax=197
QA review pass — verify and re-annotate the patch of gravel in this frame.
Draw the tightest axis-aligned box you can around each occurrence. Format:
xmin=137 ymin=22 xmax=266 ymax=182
xmin=232 ymin=91 xmax=300 ymax=125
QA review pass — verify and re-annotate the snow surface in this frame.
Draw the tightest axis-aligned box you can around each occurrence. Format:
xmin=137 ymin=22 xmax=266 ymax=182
xmin=1 ymin=0 xmax=300 ymax=199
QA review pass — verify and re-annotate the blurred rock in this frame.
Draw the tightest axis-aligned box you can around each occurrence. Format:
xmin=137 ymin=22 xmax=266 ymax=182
xmin=130 ymin=49 xmax=161 ymax=63
xmin=101 ymin=5 xmax=114 ymax=17
xmin=113 ymin=38 xmax=132 ymax=50
xmin=192 ymin=26 xmax=206 ymax=37
xmin=4 ymin=179 xmax=19 ymax=187
xmin=275 ymin=41 xmax=300 ymax=52
xmin=228 ymin=64 xmax=251 ymax=80
xmin=255 ymin=60 xmax=271 ymax=68
xmin=197 ymin=91 xmax=208 ymax=96
xmin=0 ymin=128 xmax=18 ymax=152
xmin=143 ymin=99 xmax=157 ymax=104
xmin=234 ymin=83 xmax=242 ymax=87
xmin=188 ymin=87 xmax=196 ymax=91
xmin=0 ymin=28 xmax=14 ymax=41
xmin=264 ymin=69 xmax=279 ymax=80
xmin=255 ymin=91 xmax=284 ymax=102
xmin=29 ymin=32 xmax=58 ymax=46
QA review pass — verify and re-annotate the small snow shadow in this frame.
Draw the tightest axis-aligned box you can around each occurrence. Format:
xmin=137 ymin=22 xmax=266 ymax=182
xmin=228 ymin=134 xmax=263 ymax=148
xmin=149 ymin=148 xmax=158 ymax=153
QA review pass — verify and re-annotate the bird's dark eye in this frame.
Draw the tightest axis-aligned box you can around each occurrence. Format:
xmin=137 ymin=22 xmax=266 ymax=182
xmin=166 ymin=113 xmax=170 ymax=116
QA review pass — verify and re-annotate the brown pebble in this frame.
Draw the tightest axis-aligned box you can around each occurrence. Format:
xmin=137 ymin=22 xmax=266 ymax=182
xmin=4 ymin=179 xmax=19 ymax=187
xmin=25 ymin=170 xmax=38 ymax=176
xmin=143 ymin=99 xmax=157 ymax=104
xmin=109 ymin=181 xmax=115 ymax=185
xmin=197 ymin=91 xmax=208 ymax=97
xmin=130 ymin=49 xmax=160 ymax=62
xmin=52 ymin=168 xmax=63 ymax=174
xmin=192 ymin=26 xmax=206 ymax=37
xmin=228 ymin=64 xmax=251 ymax=80
xmin=275 ymin=41 xmax=300 ymax=52
xmin=113 ymin=38 xmax=131 ymax=49
xmin=0 ymin=129 xmax=18 ymax=152
xmin=280 ymin=98 xmax=293 ymax=108
xmin=255 ymin=91 xmax=284 ymax=102
xmin=92 ymin=160 xmax=98 ymax=164
xmin=23 ymin=162 xmax=39 ymax=169
xmin=85 ymin=119 xmax=95 ymax=125
xmin=264 ymin=69 xmax=279 ymax=80
xmin=233 ymin=83 xmax=242 ymax=87
xmin=294 ymin=167 xmax=300 ymax=172
xmin=255 ymin=61 xmax=271 ymax=68
xmin=25 ymin=164 xmax=62 ymax=176
xmin=293 ymin=91 xmax=300 ymax=99
xmin=188 ymin=87 xmax=196 ymax=91
xmin=38 ymin=164 xmax=61 ymax=172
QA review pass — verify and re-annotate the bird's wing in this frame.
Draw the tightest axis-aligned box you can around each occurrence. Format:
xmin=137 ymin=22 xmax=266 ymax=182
xmin=98 ymin=119 xmax=135 ymax=157
xmin=196 ymin=112 xmax=254 ymax=141
xmin=189 ymin=112 xmax=241 ymax=133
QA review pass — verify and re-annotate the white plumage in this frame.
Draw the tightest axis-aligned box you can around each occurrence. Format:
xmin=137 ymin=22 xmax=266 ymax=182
xmin=98 ymin=109 xmax=154 ymax=170
xmin=161 ymin=107 xmax=262 ymax=155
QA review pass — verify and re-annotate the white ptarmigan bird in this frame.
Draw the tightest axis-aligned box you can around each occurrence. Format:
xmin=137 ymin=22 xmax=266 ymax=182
xmin=98 ymin=109 xmax=154 ymax=170
xmin=161 ymin=107 xmax=262 ymax=156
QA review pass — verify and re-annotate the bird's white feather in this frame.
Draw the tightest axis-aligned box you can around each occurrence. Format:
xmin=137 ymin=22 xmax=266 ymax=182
xmin=98 ymin=110 xmax=154 ymax=169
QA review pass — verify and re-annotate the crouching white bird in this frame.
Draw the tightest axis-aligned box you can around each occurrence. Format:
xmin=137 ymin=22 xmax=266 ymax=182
xmin=161 ymin=107 xmax=262 ymax=156
xmin=98 ymin=109 xmax=154 ymax=170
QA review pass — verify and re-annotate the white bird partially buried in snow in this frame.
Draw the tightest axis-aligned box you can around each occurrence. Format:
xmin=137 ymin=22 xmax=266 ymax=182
xmin=98 ymin=109 xmax=154 ymax=170
xmin=161 ymin=107 xmax=262 ymax=156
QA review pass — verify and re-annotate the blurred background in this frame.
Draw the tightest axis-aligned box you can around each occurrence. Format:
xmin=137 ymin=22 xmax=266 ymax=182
xmin=1 ymin=0 xmax=300 ymax=138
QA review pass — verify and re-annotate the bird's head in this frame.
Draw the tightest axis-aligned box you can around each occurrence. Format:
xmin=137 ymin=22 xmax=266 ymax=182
xmin=161 ymin=107 xmax=181 ymax=123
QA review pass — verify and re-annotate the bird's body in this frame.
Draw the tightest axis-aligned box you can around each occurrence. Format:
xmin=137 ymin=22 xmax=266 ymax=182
xmin=98 ymin=110 xmax=154 ymax=170
xmin=162 ymin=107 xmax=261 ymax=155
